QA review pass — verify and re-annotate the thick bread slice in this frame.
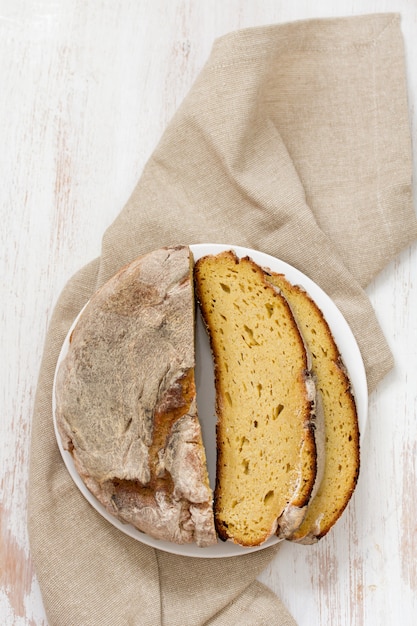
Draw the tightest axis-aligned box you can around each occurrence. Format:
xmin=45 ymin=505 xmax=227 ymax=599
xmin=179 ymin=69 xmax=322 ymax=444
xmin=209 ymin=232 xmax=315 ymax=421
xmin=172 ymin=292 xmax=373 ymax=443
xmin=55 ymin=245 xmax=217 ymax=547
xmin=267 ymin=273 xmax=360 ymax=543
xmin=194 ymin=250 xmax=317 ymax=546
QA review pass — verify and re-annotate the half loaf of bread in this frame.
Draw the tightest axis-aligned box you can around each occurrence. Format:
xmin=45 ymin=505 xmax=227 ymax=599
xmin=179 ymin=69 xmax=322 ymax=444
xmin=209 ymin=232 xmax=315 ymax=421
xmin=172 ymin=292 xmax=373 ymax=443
xmin=55 ymin=245 xmax=217 ymax=547
xmin=266 ymin=272 xmax=360 ymax=543
xmin=194 ymin=250 xmax=317 ymax=546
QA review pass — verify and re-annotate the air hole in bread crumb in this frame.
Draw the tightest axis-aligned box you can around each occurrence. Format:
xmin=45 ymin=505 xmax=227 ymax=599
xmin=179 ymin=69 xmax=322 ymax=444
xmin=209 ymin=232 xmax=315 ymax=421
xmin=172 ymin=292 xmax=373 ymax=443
xmin=265 ymin=303 xmax=274 ymax=318
xmin=238 ymin=436 xmax=249 ymax=452
xmin=263 ymin=490 xmax=274 ymax=504
xmin=225 ymin=391 xmax=232 ymax=406
xmin=220 ymin=282 xmax=231 ymax=293
xmin=242 ymin=324 xmax=260 ymax=347
xmin=272 ymin=404 xmax=284 ymax=419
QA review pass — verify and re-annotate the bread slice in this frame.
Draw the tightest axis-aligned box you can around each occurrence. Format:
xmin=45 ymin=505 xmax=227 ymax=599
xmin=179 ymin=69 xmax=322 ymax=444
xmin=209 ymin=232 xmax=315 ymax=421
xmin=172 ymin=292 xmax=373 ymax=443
xmin=55 ymin=246 xmax=217 ymax=547
xmin=194 ymin=250 xmax=317 ymax=546
xmin=266 ymin=272 xmax=360 ymax=543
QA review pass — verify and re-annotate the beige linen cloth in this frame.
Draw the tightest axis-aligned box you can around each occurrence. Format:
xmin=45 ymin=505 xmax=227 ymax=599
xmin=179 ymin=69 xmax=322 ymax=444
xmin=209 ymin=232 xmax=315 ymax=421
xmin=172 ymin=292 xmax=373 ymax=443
xmin=29 ymin=13 xmax=417 ymax=626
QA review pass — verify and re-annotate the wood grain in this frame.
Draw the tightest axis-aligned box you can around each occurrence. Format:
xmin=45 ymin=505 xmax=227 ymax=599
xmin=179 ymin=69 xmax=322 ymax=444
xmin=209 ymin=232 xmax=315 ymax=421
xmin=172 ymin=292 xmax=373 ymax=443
xmin=1 ymin=1 xmax=416 ymax=624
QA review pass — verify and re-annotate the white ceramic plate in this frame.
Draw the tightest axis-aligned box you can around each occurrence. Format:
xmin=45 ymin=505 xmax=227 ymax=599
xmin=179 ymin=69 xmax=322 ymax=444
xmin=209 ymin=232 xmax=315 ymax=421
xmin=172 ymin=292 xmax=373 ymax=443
xmin=53 ymin=243 xmax=368 ymax=558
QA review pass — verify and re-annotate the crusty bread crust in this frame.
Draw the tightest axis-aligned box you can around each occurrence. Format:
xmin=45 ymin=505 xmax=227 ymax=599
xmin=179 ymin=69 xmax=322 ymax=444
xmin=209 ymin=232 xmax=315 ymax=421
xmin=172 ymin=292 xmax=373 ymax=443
xmin=266 ymin=273 xmax=360 ymax=543
xmin=194 ymin=250 xmax=317 ymax=546
xmin=55 ymin=246 xmax=217 ymax=547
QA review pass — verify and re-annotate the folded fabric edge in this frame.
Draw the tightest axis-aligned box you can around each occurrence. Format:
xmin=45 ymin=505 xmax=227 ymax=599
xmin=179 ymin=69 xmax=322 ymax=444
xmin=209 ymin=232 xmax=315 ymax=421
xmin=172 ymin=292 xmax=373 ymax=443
xmin=208 ymin=13 xmax=401 ymax=68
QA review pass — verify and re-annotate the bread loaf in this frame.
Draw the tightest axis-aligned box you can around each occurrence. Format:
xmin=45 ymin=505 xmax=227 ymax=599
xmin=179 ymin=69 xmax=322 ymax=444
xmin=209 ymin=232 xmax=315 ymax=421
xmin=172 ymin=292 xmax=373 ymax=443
xmin=55 ymin=243 xmax=359 ymax=549
xmin=194 ymin=250 xmax=317 ymax=546
xmin=266 ymin=272 xmax=360 ymax=543
xmin=55 ymin=246 xmax=217 ymax=547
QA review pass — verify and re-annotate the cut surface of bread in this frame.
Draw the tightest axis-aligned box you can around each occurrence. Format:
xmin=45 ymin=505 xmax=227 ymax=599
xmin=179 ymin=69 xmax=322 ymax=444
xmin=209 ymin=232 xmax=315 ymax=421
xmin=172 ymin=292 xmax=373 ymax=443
xmin=55 ymin=245 xmax=217 ymax=547
xmin=194 ymin=250 xmax=316 ymax=546
xmin=267 ymin=272 xmax=360 ymax=543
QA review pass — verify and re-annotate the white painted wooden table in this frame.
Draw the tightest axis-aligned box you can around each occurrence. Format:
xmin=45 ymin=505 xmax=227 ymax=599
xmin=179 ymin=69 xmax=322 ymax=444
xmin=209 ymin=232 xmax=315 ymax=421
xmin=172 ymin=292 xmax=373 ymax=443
xmin=1 ymin=1 xmax=416 ymax=624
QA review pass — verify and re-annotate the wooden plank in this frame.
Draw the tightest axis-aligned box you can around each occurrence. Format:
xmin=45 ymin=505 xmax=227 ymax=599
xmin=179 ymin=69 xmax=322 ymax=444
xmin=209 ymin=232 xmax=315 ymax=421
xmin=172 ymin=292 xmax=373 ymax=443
xmin=1 ymin=1 xmax=416 ymax=623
